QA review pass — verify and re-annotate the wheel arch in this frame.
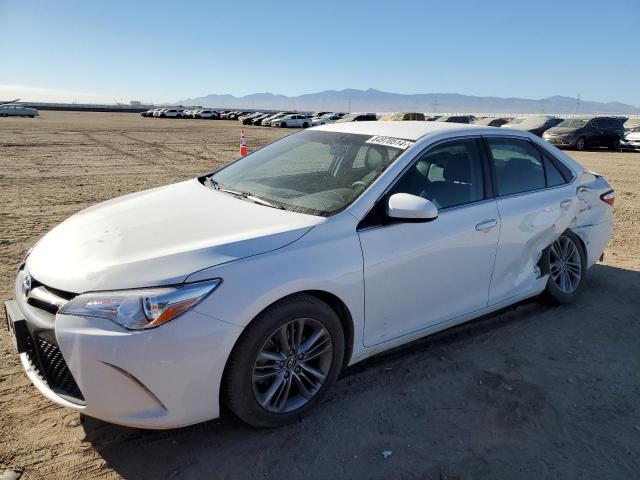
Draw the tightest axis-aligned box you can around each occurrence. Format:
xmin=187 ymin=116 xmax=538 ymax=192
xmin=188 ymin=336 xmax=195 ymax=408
xmin=538 ymin=227 xmax=588 ymax=271
xmin=219 ymin=289 xmax=355 ymax=406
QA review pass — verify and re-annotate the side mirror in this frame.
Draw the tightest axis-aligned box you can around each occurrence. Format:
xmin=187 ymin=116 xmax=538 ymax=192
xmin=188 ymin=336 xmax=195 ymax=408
xmin=387 ymin=193 xmax=438 ymax=222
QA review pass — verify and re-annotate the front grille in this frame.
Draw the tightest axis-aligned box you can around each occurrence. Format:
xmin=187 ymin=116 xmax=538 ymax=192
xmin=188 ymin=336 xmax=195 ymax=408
xmin=27 ymin=337 xmax=84 ymax=403
xmin=26 ymin=279 xmax=74 ymax=315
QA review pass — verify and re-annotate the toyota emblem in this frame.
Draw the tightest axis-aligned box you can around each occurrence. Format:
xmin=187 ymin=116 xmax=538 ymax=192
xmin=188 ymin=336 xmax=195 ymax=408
xmin=22 ymin=274 xmax=32 ymax=298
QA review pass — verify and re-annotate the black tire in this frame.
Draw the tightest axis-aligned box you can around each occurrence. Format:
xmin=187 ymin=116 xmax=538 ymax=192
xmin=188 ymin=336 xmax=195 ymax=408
xmin=0 ymin=113 xmax=7 ymax=117
xmin=160 ymin=114 xmax=166 ymax=118
xmin=223 ymin=294 xmax=345 ymax=428
xmin=574 ymin=136 xmax=586 ymax=151
xmin=302 ymin=122 xmax=309 ymax=128
xmin=540 ymin=230 xmax=587 ymax=305
xmin=28 ymin=115 xmax=35 ymax=118
xmin=280 ymin=122 xmax=287 ymax=128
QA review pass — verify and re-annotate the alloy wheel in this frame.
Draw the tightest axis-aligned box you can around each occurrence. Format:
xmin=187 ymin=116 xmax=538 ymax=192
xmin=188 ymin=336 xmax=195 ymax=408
xmin=252 ymin=318 xmax=333 ymax=413
xmin=549 ymin=235 xmax=582 ymax=294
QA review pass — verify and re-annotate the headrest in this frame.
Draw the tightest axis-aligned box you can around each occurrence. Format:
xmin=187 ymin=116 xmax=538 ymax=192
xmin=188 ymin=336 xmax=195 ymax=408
xmin=415 ymin=160 xmax=429 ymax=177
xmin=443 ymin=153 xmax=472 ymax=183
xmin=505 ymin=157 xmax=537 ymax=173
xmin=365 ymin=146 xmax=385 ymax=171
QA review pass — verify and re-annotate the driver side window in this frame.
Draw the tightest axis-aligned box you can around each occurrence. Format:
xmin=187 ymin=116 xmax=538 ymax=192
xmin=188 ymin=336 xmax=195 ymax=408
xmin=389 ymin=139 xmax=485 ymax=209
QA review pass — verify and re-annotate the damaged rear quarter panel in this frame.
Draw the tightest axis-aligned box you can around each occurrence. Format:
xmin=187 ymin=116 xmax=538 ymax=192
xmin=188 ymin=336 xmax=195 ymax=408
xmin=489 ymin=185 xmax=578 ymax=305
xmin=571 ymin=173 xmax=614 ymax=267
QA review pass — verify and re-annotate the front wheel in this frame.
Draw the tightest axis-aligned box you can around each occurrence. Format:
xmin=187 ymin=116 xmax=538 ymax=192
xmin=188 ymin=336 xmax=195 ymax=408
xmin=574 ymin=136 xmax=585 ymax=151
xmin=223 ymin=294 xmax=344 ymax=428
xmin=541 ymin=230 xmax=586 ymax=304
xmin=302 ymin=122 xmax=309 ymax=128
xmin=280 ymin=122 xmax=287 ymax=128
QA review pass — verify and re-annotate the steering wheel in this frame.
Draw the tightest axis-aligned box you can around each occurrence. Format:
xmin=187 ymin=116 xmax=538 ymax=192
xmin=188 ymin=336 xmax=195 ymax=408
xmin=351 ymin=181 xmax=368 ymax=190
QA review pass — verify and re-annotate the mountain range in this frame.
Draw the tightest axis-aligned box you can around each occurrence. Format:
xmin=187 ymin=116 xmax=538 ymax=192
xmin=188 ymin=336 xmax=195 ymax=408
xmin=177 ymin=88 xmax=640 ymax=115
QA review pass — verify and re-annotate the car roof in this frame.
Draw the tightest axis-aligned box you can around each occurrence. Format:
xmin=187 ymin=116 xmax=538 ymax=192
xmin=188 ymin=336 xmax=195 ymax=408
xmin=313 ymin=120 xmax=495 ymax=141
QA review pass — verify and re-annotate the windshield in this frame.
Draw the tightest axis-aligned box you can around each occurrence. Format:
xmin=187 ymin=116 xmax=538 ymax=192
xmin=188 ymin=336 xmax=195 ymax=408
xmin=209 ymin=130 xmax=408 ymax=216
xmin=624 ymin=119 xmax=640 ymax=129
xmin=506 ymin=118 xmax=525 ymax=125
xmin=557 ymin=119 xmax=588 ymax=128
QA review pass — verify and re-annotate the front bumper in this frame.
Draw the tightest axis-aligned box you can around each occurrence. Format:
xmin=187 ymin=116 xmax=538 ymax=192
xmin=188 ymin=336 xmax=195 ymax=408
xmin=7 ymin=269 xmax=244 ymax=429
xmin=544 ymin=136 xmax=576 ymax=147
xmin=620 ymin=139 xmax=640 ymax=150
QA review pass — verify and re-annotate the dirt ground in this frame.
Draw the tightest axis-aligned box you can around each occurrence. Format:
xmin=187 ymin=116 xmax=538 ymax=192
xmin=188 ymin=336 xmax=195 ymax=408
xmin=1 ymin=111 xmax=639 ymax=480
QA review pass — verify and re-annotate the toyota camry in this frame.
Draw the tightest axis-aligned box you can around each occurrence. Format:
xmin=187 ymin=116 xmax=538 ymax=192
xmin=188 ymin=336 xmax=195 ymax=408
xmin=5 ymin=121 xmax=614 ymax=428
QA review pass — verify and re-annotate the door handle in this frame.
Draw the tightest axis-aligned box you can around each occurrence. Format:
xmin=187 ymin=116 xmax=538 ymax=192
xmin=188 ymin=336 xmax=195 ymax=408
xmin=475 ymin=219 xmax=498 ymax=231
xmin=560 ymin=199 xmax=573 ymax=209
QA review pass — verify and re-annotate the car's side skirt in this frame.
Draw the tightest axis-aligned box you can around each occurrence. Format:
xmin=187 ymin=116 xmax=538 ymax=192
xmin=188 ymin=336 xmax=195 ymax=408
xmin=349 ymin=275 xmax=548 ymax=365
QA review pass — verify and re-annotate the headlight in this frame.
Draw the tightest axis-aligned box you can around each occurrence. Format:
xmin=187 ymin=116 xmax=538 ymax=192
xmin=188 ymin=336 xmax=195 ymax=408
xmin=59 ymin=279 xmax=221 ymax=330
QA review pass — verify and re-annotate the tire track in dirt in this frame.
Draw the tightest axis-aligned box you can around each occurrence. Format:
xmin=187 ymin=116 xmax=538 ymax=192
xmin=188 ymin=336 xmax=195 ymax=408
xmin=116 ymin=131 xmax=211 ymax=162
xmin=78 ymin=131 xmax=136 ymax=159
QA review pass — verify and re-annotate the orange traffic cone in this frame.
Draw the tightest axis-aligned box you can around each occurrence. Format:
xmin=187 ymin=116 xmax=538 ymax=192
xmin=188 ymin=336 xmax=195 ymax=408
xmin=240 ymin=129 xmax=247 ymax=156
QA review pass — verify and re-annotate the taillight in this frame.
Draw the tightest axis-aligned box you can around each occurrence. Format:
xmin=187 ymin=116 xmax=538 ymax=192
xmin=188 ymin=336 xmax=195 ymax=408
xmin=600 ymin=190 xmax=615 ymax=206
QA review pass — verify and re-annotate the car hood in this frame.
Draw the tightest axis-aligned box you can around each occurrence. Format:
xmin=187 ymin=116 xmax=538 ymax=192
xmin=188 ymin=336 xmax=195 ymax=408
xmin=545 ymin=127 xmax=580 ymax=135
xmin=26 ymin=179 xmax=323 ymax=293
xmin=624 ymin=131 xmax=640 ymax=140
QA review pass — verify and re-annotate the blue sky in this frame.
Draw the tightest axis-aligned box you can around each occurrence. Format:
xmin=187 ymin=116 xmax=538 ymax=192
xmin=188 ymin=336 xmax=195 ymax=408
xmin=1 ymin=0 xmax=638 ymax=105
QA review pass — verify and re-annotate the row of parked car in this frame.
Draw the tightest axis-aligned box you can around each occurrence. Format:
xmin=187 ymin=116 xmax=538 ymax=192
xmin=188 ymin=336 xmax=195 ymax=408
xmin=140 ymin=107 xmax=220 ymax=119
xmin=235 ymin=111 xmax=378 ymax=127
xmin=140 ymin=106 xmax=640 ymax=151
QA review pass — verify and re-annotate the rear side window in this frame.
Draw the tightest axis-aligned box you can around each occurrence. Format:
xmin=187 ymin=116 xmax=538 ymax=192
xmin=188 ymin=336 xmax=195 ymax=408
xmin=487 ymin=138 xmax=546 ymax=196
xmin=543 ymin=155 xmax=566 ymax=187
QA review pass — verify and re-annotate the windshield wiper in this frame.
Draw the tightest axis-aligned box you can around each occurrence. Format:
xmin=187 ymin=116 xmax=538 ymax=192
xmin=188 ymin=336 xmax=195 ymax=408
xmin=207 ymin=176 xmax=284 ymax=210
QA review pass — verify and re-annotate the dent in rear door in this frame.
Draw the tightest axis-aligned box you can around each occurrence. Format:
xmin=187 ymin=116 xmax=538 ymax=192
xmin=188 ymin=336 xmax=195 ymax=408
xmin=488 ymin=185 xmax=576 ymax=305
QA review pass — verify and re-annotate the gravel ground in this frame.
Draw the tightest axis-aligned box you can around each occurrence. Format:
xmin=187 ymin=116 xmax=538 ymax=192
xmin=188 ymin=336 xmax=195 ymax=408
xmin=1 ymin=111 xmax=639 ymax=480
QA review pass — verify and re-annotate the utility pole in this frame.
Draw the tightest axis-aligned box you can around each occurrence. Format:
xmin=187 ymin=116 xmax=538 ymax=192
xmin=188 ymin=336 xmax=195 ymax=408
xmin=574 ymin=93 xmax=581 ymax=115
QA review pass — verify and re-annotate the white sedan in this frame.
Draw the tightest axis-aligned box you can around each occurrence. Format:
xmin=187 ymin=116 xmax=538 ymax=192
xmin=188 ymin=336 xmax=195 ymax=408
xmin=154 ymin=108 xmax=185 ymax=118
xmin=277 ymin=114 xmax=312 ymax=128
xmin=5 ymin=122 xmax=614 ymax=429
xmin=194 ymin=109 xmax=219 ymax=119
xmin=311 ymin=113 xmax=342 ymax=126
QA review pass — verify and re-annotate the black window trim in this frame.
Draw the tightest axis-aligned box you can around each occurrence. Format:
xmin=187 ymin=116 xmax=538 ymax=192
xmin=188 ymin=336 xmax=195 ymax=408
xmin=357 ymin=135 xmax=492 ymax=231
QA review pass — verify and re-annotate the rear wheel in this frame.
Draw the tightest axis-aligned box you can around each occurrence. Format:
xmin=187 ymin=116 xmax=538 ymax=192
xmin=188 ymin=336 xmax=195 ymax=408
xmin=574 ymin=136 xmax=585 ymax=151
xmin=541 ymin=230 xmax=586 ymax=304
xmin=302 ymin=122 xmax=309 ymax=128
xmin=280 ymin=122 xmax=287 ymax=128
xmin=223 ymin=294 xmax=344 ymax=428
